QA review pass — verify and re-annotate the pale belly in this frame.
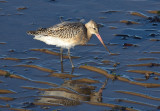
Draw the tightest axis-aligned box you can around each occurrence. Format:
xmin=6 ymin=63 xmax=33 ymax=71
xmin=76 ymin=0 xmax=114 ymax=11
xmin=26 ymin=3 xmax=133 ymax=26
xmin=34 ymin=35 xmax=81 ymax=49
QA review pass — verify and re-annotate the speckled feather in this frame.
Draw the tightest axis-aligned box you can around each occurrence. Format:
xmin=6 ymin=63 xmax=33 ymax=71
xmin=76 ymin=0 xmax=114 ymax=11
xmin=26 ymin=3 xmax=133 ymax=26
xmin=28 ymin=22 xmax=86 ymax=39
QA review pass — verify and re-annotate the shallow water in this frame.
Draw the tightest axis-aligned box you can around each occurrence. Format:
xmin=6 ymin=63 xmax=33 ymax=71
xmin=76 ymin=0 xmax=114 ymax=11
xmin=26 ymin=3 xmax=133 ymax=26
xmin=0 ymin=0 xmax=160 ymax=111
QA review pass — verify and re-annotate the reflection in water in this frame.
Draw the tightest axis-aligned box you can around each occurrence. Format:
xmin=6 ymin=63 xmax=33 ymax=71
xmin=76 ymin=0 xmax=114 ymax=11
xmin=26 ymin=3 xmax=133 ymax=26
xmin=61 ymin=60 xmax=64 ymax=73
xmin=36 ymin=72 xmax=108 ymax=106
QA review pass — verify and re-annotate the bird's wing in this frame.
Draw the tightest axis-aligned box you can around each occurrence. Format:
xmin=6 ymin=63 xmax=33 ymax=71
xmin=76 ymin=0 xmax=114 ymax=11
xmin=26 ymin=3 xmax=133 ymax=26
xmin=27 ymin=22 xmax=85 ymax=39
xmin=46 ymin=22 xmax=85 ymax=38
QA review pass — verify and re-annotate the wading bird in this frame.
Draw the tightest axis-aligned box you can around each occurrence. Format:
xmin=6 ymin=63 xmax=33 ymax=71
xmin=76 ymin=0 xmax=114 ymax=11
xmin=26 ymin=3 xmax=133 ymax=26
xmin=27 ymin=20 xmax=110 ymax=68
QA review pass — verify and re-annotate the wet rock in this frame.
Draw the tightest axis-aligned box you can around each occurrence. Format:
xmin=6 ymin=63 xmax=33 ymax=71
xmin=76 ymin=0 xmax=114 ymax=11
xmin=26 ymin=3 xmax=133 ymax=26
xmin=150 ymin=39 xmax=160 ymax=41
xmin=114 ymin=34 xmax=129 ymax=40
xmin=147 ymin=10 xmax=160 ymax=14
xmin=26 ymin=60 xmax=33 ymax=63
xmin=130 ymin=12 xmax=148 ymax=18
xmin=154 ymin=77 xmax=159 ymax=80
xmin=148 ymin=16 xmax=160 ymax=22
xmin=132 ymin=35 xmax=142 ymax=39
xmin=8 ymin=49 xmax=16 ymax=52
xmin=123 ymin=43 xmax=138 ymax=47
xmin=17 ymin=7 xmax=27 ymax=11
xmin=152 ymin=23 xmax=158 ymax=26
xmin=149 ymin=33 xmax=156 ymax=37
xmin=120 ymin=20 xmax=139 ymax=25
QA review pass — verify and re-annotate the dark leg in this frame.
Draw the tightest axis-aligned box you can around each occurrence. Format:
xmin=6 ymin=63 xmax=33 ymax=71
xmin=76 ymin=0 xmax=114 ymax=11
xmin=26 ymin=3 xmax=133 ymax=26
xmin=60 ymin=48 xmax=63 ymax=63
xmin=60 ymin=48 xmax=64 ymax=73
xmin=68 ymin=49 xmax=74 ymax=68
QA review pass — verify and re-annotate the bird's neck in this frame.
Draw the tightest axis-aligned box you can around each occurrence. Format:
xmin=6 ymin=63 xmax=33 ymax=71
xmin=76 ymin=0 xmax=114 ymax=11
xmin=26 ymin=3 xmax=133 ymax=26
xmin=87 ymin=30 xmax=92 ymax=40
xmin=85 ymin=24 xmax=93 ymax=40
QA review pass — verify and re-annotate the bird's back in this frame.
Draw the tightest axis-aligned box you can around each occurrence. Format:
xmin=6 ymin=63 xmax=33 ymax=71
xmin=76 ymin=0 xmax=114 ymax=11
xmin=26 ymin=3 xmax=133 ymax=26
xmin=28 ymin=22 xmax=86 ymax=38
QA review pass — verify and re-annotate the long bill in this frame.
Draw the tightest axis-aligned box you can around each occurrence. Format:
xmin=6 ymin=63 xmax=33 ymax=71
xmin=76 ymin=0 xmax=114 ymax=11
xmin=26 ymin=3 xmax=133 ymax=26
xmin=96 ymin=34 xmax=111 ymax=54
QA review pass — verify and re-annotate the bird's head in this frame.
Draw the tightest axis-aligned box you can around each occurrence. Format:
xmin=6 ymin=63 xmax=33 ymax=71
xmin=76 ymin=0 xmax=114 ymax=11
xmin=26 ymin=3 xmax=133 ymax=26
xmin=86 ymin=20 xmax=99 ymax=35
xmin=85 ymin=20 xmax=110 ymax=54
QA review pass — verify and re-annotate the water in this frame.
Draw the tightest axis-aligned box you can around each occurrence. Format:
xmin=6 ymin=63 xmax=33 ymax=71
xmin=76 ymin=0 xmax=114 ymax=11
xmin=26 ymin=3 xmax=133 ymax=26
xmin=0 ymin=0 xmax=160 ymax=110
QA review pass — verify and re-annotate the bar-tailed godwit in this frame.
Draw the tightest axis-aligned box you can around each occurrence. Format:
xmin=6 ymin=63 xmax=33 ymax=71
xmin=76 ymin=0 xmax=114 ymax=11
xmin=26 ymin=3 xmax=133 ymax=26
xmin=27 ymin=20 xmax=110 ymax=68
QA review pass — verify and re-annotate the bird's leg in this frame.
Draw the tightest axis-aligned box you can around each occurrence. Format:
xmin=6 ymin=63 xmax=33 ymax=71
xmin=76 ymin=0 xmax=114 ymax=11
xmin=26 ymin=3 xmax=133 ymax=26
xmin=60 ymin=48 xmax=63 ymax=63
xmin=68 ymin=49 xmax=74 ymax=68
xmin=60 ymin=48 xmax=64 ymax=73
xmin=61 ymin=61 xmax=64 ymax=73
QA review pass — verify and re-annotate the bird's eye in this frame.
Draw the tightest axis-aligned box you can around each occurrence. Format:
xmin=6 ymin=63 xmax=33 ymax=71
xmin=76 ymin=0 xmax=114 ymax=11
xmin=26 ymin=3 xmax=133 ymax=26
xmin=93 ymin=28 xmax=96 ymax=30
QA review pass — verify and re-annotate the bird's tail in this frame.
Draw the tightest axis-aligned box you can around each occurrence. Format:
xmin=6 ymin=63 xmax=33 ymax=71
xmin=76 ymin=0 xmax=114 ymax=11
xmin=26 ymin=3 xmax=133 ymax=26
xmin=27 ymin=31 xmax=37 ymax=35
xmin=27 ymin=28 xmax=47 ymax=35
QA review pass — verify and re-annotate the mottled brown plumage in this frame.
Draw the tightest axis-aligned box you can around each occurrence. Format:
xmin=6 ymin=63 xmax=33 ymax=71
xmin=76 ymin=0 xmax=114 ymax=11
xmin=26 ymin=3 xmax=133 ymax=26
xmin=27 ymin=20 xmax=110 ymax=68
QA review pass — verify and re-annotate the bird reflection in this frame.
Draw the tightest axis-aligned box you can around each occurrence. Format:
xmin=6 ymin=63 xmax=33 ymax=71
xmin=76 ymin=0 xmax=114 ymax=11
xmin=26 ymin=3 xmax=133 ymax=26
xmin=61 ymin=59 xmax=64 ymax=73
xmin=36 ymin=77 xmax=108 ymax=106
